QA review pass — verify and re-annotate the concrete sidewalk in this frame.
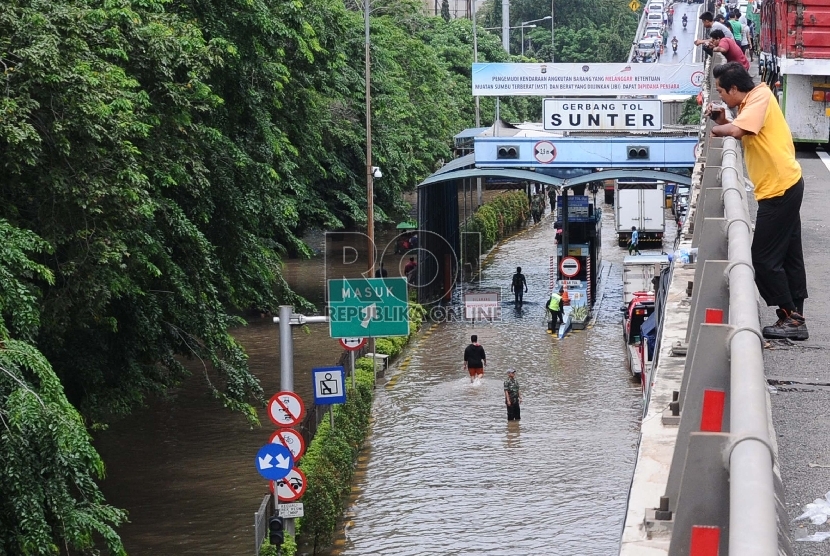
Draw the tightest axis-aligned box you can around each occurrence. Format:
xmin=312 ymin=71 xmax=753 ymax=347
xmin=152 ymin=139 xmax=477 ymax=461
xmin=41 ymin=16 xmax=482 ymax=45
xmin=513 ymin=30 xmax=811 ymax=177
xmin=763 ymin=152 xmax=830 ymax=554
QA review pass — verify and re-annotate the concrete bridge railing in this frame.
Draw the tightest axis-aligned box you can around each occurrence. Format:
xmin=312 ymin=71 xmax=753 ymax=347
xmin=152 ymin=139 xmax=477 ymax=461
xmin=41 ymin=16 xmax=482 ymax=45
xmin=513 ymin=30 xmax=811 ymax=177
xmin=620 ymin=56 xmax=790 ymax=556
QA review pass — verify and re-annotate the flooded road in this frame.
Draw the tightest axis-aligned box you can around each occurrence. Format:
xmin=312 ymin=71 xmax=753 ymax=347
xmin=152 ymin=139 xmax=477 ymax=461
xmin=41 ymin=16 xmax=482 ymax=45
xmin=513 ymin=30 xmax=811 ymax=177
xmin=335 ymin=199 xmax=664 ymax=555
xmin=95 ymin=189 xmax=676 ymax=554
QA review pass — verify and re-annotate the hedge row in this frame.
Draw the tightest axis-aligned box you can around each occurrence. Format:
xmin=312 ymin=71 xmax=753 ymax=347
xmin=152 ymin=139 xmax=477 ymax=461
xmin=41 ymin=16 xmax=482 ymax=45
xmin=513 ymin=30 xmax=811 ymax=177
xmin=463 ymin=191 xmax=529 ymax=263
xmin=273 ymin=303 xmax=425 ymax=555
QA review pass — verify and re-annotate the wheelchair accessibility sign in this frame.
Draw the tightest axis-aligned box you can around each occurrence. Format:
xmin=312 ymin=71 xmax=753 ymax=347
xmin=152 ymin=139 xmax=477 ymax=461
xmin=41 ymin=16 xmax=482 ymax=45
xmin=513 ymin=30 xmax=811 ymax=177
xmin=312 ymin=366 xmax=346 ymax=405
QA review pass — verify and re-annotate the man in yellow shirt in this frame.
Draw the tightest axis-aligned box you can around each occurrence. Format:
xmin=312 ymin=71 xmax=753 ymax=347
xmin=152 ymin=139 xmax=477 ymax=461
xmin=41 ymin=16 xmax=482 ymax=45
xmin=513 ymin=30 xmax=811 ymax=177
xmin=709 ymin=62 xmax=807 ymax=340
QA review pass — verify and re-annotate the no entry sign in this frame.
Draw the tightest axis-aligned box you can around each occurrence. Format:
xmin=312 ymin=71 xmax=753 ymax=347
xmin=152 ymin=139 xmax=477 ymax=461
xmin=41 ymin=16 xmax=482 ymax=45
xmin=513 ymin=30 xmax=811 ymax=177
xmin=338 ymin=337 xmax=367 ymax=351
xmin=267 ymin=392 xmax=306 ymax=427
xmin=560 ymin=257 xmax=581 ymax=278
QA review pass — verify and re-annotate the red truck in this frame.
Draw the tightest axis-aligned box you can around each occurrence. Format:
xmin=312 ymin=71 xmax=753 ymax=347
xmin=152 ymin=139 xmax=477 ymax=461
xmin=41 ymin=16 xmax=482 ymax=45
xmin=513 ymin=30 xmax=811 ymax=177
xmin=759 ymin=0 xmax=830 ymax=143
xmin=623 ymin=291 xmax=656 ymax=382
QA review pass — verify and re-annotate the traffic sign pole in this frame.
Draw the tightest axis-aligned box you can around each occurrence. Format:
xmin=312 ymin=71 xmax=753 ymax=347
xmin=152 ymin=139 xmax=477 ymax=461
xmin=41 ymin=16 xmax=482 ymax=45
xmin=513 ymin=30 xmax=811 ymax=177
xmin=269 ymin=306 xmax=328 ymax=537
xmin=278 ymin=304 xmax=296 ymax=537
xmin=350 ymin=350 xmax=356 ymax=390
xmin=279 ymin=305 xmax=294 ymax=392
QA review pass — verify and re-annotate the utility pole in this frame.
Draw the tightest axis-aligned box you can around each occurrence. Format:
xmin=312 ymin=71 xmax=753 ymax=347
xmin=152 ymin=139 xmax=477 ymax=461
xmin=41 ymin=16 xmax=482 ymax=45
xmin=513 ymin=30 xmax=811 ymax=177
xmin=501 ymin=0 xmax=509 ymax=52
xmin=471 ymin=0 xmax=482 ymax=208
xmin=365 ymin=0 xmax=375 ymax=278
xmin=551 ymin=0 xmax=555 ymax=61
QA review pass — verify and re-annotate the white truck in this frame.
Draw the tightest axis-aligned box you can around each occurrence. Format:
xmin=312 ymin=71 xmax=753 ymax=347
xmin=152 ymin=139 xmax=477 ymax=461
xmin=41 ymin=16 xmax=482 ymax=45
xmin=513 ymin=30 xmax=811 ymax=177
xmin=614 ymin=179 xmax=666 ymax=247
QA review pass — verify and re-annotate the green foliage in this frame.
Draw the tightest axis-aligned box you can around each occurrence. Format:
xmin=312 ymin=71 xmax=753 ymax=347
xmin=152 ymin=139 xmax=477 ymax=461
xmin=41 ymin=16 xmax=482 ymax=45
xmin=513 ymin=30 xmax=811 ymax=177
xmin=295 ymin=366 xmax=374 ymax=551
xmin=0 ymin=220 xmax=126 ymax=555
xmin=678 ymin=96 xmax=703 ymax=125
xmin=479 ymin=0 xmax=639 ymax=62
xmin=259 ymin=533 xmax=296 ymax=556
xmin=463 ymin=191 xmax=530 ymax=263
xmin=0 ymin=0 xmax=541 ymax=550
xmin=571 ymin=304 xmax=589 ymax=321
xmin=294 ymin=302 xmax=422 ymax=550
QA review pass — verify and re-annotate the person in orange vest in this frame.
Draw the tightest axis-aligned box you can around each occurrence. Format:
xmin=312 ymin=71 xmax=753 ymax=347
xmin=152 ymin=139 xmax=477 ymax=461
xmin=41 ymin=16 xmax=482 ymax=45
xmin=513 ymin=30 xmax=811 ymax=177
xmin=561 ymin=285 xmax=571 ymax=307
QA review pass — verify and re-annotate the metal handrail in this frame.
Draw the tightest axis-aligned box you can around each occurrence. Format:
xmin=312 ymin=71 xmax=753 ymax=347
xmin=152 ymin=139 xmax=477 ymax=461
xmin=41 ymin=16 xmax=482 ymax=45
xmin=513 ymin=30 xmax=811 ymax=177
xmin=720 ymin=137 xmax=778 ymax=555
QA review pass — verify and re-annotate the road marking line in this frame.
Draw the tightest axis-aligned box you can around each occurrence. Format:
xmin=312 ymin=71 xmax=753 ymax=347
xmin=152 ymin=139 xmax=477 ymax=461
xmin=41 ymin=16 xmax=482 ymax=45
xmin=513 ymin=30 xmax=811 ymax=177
xmin=818 ymin=150 xmax=830 ymax=173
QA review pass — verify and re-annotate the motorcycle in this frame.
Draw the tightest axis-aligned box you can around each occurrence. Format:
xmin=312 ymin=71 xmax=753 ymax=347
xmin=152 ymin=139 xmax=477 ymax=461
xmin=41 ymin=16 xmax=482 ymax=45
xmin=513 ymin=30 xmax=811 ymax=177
xmin=682 ymin=18 xmax=688 ymax=29
xmin=672 ymin=40 xmax=678 ymax=53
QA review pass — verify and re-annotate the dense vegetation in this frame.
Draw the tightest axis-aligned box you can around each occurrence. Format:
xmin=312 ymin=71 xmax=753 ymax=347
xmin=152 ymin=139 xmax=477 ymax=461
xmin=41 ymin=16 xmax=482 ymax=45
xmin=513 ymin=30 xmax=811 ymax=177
xmin=480 ymin=0 xmax=640 ymax=63
xmin=0 ymin=0 xmax=639 ymax=551
xmin=463 ymin=191 xmax=530 ymax=264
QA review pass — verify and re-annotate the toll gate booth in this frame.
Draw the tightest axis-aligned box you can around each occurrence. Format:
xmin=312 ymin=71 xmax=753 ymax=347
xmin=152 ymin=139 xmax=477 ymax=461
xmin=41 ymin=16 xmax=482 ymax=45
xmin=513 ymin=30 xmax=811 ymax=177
xmin=555 ymin=191 xmax=602 ymax=308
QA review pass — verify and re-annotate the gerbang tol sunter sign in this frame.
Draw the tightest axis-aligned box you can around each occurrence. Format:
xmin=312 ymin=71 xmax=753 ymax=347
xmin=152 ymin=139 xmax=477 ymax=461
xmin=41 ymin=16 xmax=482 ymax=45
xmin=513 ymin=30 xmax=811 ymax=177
xmin=472 ymin=63 xmax=704 ymax=97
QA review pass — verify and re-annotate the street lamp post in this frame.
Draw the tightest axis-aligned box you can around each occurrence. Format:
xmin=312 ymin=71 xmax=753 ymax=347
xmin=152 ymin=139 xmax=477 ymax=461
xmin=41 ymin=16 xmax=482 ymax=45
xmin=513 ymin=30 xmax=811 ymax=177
xmin=520 ymin=24 xmax=537 ymax=56
xmin=472 ymin=0 xmax=479 ymax=127
xmin=520 ymin=16 xmax=552 ymax=57
xmin=551 ymin=0 xmax=555 ymax=61
xmin=364 ymin=0 xmax=375 ymax=278
xmin=484 ymin=24 xmax=539 ymax=55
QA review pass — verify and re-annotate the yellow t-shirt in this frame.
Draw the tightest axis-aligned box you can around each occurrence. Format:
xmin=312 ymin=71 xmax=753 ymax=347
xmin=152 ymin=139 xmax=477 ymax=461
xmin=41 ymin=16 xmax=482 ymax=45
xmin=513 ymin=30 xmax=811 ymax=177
xmin=732 ymin=84 xmax=802 ymax=200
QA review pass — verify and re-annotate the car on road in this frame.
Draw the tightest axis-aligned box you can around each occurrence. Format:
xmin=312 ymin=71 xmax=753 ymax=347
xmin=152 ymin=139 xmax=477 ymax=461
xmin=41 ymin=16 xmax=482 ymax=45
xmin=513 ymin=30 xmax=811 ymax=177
xmin=643 ymin=28 xmax=662 ymax=41
xmin=623 ymin=291 xmax=656 ymax=382
xmin=634 ymin=38 xmax=661 ymax=62
xmin=647 ymin=11 xmax=664 ymax=26
xmin=646 ymin=2 xmax=664 ymax=13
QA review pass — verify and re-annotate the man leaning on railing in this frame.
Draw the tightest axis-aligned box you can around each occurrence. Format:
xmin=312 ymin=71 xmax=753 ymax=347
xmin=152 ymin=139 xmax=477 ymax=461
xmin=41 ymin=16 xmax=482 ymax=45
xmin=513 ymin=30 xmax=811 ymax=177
xmin=708 ymin=62 xmax=808 ymax=341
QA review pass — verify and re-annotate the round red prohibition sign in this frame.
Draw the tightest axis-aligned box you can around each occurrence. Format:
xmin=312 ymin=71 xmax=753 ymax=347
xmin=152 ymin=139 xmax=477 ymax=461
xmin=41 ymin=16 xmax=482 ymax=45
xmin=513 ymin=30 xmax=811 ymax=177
xmin=267 ymin=391 xmax=306 ymax=428
xmin=270 ymin=468 xmax=308 ymax=502
xmin=339 ymin=337 xmax=367 ymax=351
xmin=269 ymin=429 xmax=306 ymax=462
xmin=559 ymin=256 xmax=581 ymax=278
xmin=534 ymin=141 xmax=557 ymax=164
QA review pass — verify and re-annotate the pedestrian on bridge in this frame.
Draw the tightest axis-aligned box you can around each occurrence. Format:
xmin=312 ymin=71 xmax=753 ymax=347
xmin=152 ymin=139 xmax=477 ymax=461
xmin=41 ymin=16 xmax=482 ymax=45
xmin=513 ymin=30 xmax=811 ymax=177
xmin=696 ymin=12 xmax=734 ymax=57
xmin=710 ymin=62 xmax=808 ymax=341
xmin=707 ymin=29 xmax=749 ymax=70
xmin=463 ymin=335 xmax=486 ymax=383
xmin=504 ymin=369 xmax=521 ymax=421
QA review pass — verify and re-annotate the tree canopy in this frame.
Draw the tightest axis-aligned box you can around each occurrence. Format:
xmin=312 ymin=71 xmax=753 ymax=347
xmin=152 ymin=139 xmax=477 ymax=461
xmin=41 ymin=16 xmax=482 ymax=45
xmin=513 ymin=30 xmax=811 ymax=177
xmin=480 ymin=0 xmax=640 ymax=62
xmin=1 ymin=0 xmax=639 ymax=550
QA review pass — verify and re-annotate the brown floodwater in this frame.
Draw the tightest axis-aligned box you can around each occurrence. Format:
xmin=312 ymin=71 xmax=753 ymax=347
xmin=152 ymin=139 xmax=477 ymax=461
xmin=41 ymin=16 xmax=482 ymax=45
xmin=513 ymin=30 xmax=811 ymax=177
xmin=95 ymin=190 xmax=676 ymax=555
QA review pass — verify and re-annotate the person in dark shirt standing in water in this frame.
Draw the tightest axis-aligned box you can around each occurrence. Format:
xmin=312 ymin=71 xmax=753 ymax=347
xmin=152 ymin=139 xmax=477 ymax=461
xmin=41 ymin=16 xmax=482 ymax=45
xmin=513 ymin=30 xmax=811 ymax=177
xmin=511 ymin=267 xmax=528 ymax=306
xmin=504 ymin=369 xmax=521 ymax=421
xmin=463 ymin=334 xmax=486 ymax=384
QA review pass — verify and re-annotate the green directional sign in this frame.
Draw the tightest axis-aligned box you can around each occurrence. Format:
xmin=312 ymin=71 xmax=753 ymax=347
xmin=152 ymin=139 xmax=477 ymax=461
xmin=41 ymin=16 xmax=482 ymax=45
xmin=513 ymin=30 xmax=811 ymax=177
xmin=327 ymin=278 xmax=410 ymax=338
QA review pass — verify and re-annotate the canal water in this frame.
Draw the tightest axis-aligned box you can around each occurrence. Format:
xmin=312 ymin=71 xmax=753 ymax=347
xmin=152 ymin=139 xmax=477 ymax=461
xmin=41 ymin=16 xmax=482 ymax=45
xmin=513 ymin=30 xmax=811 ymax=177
xmin=94 ymin=192 xmax=675 ymax=554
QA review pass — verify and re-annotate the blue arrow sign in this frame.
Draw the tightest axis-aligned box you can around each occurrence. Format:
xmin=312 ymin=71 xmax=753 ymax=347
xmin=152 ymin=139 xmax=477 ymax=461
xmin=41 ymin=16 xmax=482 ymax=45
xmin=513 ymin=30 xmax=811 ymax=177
xmin=255 ymin=443 xmax=294 ymax=481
